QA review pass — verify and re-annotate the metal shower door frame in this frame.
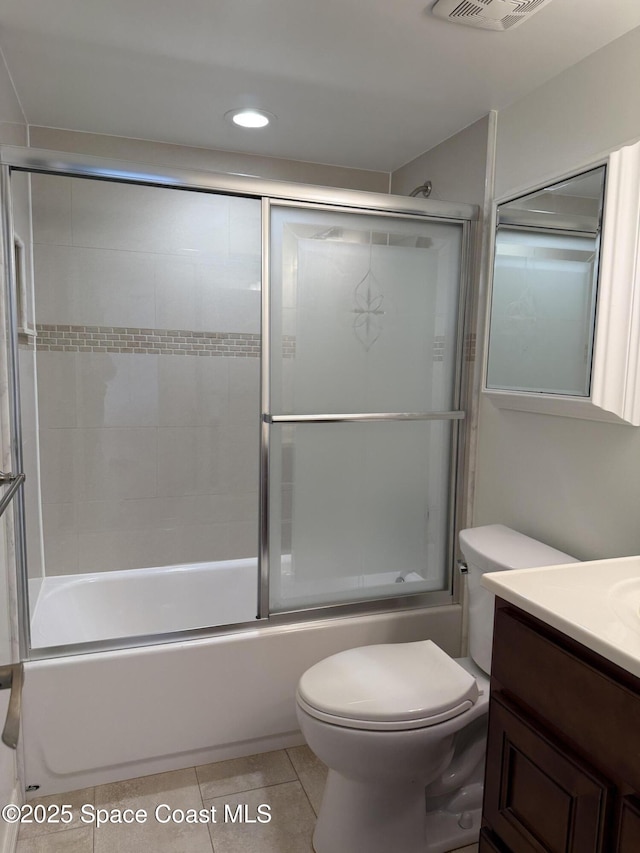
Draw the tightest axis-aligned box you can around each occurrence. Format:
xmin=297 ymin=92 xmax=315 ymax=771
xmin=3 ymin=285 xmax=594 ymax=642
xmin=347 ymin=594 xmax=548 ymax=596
xmin=0 ymin=144 xmax=477 ymax=659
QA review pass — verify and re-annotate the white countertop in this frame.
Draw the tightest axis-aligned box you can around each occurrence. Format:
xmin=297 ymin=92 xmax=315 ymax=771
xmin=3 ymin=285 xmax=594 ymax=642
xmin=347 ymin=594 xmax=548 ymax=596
xmin=481 ymin=555 xmax=640 ymax=680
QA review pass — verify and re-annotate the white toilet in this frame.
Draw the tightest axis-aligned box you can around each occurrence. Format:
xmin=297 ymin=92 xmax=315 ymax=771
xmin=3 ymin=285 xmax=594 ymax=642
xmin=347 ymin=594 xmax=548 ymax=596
xmin=296 ymin=524 xmax=577 ymax=853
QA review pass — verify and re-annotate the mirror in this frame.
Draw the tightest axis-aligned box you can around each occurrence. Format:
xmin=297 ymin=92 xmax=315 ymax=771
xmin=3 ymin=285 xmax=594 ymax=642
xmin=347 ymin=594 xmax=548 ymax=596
xmin=486 ymin=166 xmax=606 ymax=398
xmin=484 ymin=140 xmax=640 ymax=425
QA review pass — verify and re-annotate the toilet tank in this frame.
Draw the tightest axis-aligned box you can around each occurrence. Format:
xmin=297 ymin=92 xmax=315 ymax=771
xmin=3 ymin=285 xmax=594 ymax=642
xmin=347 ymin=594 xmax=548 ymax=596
xmin=459 ymin=525 xmax=578 ymax=674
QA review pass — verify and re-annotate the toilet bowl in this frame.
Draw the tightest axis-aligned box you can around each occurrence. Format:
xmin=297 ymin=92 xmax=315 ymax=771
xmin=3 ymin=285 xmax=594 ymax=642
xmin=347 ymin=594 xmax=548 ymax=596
xmin=295 ymin=524 xmax=577 ymax=853
xmin=297 ymin=641 xmax=489 ymax=853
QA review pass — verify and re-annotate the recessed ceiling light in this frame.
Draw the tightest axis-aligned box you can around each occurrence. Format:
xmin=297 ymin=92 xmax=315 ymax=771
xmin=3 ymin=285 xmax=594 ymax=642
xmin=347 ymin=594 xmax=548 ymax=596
xmin=225 ymin=108 xmax=275 ymax=129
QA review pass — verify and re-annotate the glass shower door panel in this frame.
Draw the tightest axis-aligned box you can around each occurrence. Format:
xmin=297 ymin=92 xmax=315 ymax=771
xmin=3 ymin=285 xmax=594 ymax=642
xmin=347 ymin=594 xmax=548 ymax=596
xmin=268 ymin=204 xmax=464 ymax=612
xmin=26 ymin=173 xmax=262 ymax=648
xmin=269 ymin=421 xmax=453 ymax=612
xmin=270 ymin=206 xmax=463 ymax=415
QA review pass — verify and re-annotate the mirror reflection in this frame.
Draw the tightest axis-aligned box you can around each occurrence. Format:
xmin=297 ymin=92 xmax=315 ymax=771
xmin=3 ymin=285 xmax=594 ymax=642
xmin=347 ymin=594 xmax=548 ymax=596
xmin=487 ymin=166 xmax=606 ymax=397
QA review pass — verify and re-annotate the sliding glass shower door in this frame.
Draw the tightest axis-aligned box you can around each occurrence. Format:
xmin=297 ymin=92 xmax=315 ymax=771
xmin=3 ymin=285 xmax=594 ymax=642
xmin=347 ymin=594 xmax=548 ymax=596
xmin=267 ymin=204 xmax=466 ymax=613
xmin=3 ymin=145 xmax=473 ymax=654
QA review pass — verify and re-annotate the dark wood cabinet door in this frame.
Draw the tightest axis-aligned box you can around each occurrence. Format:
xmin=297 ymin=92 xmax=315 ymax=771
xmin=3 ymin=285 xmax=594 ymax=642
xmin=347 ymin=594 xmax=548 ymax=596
xmin=479 ymin=827 xmax=510 ymax=852
xmin=617 ymin=797 xmax=640 ymax=853
xmin=484 ymin=695 xmax=610 ymax=853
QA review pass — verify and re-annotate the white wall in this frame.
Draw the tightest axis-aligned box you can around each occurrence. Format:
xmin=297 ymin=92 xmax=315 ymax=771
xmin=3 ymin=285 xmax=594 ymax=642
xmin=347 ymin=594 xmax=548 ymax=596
xmin=474 ymin=25 xmax=640 ymax=560
xmin=0 ymin=47 xmax=25 ymax=146
xmin=494 ymin=26 xmax=640 ymax=201
xmin=391 ymin=116 xmax=490 ymax=206
xmin=28 ymin=126 xmax=389 ymax=194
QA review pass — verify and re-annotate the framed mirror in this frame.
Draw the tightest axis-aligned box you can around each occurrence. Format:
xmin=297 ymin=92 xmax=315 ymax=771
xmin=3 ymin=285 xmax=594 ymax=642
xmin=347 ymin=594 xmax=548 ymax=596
xmin=484 ymin=140 xmax=640 ymax=425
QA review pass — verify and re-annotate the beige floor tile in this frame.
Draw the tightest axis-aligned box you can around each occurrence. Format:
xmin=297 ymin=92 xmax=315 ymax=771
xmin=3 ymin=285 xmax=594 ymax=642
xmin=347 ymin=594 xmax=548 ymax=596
xmin=196 ymin=749 xmax=297 ymax=800
xmin=286 ymin=745 xmax=327 ymax=815
xmin=18 ymin=788 xmax=95 ymax=841
xmin=451 ymin=844 xmax=479 ymax=852
xmin=17 ymin=826 xmax=93 ymax=853
xmin=206 ymin=781 xmax=315 ymax=853
xmin=93 ymin=767 xmax=213 ymax=853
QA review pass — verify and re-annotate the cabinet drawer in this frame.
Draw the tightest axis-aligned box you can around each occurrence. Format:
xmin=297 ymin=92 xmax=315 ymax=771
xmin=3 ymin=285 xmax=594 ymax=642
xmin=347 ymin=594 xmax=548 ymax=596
xmin=485 ymin=695 xmax=609 ymax=853
xmin=492 ymin=605 xmax=640 ymax=791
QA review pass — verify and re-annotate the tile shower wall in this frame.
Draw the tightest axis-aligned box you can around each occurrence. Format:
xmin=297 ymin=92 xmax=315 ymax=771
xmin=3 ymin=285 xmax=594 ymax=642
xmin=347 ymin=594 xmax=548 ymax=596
xmin=31 ymin=173 xmax=262 ymax=575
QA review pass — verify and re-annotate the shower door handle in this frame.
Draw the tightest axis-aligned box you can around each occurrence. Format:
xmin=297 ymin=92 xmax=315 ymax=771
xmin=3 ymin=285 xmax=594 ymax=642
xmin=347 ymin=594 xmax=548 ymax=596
xmin=0 ymin=472 xmax=25 ymax=520
xmin=0 ymin=663 xmax=23 ymax=749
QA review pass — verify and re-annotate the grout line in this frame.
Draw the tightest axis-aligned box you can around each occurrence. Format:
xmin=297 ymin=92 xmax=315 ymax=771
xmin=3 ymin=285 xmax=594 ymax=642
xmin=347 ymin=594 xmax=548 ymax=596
xmin=285 ymin=746 xmax=324 ymax=818
xmin=201 ymin=776 xmax=304 ymax=803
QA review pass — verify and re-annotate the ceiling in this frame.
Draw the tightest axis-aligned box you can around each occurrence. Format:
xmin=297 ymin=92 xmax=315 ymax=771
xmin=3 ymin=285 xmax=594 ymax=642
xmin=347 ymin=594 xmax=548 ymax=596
xmin=1 ymin=0 xmax=640 ymax=173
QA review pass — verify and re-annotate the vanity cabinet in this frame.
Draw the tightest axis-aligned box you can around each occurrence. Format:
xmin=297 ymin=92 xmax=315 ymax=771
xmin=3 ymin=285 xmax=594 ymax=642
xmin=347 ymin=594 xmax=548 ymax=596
xmin=480 ymin=599 xmax=640 ymax=853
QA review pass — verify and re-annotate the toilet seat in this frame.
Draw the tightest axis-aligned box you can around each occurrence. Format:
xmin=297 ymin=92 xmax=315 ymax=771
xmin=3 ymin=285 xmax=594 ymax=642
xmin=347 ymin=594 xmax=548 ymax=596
xmin=297 ymin=640 xmax=480 ymax=732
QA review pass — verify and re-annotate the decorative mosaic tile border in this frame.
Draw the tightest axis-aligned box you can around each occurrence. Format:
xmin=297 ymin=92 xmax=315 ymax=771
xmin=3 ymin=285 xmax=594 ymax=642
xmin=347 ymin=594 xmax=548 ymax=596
xmin=433 ymin=336 xmax=445 ymax=363
xmin=34 ymin=324 xmax=296 ymax=358
xmin=465 ymin=332 xmax=476 ymax=363
xmin=29 ymin=324 xmax=450 ymax=362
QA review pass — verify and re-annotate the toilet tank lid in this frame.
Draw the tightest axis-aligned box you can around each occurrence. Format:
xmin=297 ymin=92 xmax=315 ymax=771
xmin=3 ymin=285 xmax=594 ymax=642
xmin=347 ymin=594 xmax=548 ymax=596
xmin=460 ymin=524 xmax=578 ymax=572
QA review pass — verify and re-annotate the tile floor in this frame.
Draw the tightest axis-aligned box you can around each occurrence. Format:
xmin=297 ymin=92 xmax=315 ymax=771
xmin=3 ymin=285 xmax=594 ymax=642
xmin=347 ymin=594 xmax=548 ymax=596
xmin=17 ymin=747 xmax=479 ymax=853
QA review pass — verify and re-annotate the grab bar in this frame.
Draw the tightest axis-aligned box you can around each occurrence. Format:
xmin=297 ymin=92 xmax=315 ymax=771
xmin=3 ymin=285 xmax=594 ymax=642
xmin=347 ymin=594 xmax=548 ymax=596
xmin=0 ymin=472 xmax=25 ymax=520
xmin=0 ymin=663 xmax=23 ymax=749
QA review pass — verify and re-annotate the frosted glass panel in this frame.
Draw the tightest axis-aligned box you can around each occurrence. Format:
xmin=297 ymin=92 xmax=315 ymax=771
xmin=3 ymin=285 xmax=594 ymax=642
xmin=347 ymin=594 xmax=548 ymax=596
xmin=269 ymin=421 xmax=452 ymax=612
xmin=487 ymin=228 xmax=598 ymax=396
xmin=270 ymin=207 xmax=463 ymax=414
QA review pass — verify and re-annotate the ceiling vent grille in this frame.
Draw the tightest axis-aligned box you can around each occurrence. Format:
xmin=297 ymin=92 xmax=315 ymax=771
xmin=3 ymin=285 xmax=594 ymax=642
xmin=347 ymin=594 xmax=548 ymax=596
xmin=431 ymin=0 xmax=556 ymax=31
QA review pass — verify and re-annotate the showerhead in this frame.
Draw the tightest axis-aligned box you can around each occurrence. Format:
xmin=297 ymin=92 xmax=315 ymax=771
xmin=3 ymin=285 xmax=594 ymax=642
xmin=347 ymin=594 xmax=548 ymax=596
xmin=409 ymin=181 xmax=432 ymax=198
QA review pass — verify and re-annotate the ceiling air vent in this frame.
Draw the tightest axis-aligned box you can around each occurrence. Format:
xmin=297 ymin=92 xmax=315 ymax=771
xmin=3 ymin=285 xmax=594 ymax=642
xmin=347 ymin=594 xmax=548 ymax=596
xmin=431 ymin=0 xmax=556 ymax=31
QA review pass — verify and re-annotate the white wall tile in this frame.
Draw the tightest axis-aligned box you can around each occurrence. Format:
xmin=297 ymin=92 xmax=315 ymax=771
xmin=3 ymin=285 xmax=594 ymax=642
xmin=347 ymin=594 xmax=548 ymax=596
xmin=70 ymin=247 xmax=157 ymax=328
xmin=229 ymin=198 xmax=262 ymax=256
xmin=71 ymin=179 xmax=230 ymax=256
xmin=42 ymin=502 xmax=78 ymax=576
xmin=157 ymin=426 xmax=223 ymax=497
xmin=220 ymin=422 xmax=260 ymax=493
xmin=168 ymin=522 xmax=232 ymax=565
xmin=76 ymin=353 xmax=158 ymax=428
xmin=227 ymin=521 xmax=259 ymax=559
xmin=33 ymin=244 xmax=75 ymax=324
xmin=76 ymin=528 xmax=173 ymax=573
xmin=76 ymin=498 xmax=166 ymax=533
xmin=39 ymin=429 xmax=79 ymax=504
xmin=37 ymin=351 xmax=77 ymax=428
xmin=34 ymin=244 xmax=157 ymax=328
xmin=159 ymin=493 xmax=257 ymax=526
xmin=195 ymin=255 xmax=262 ymax=293
xmin=155 ymin=257 xmax=198 ymax=330
xmin=76 ymin=428 xmax=157 ymax=500
xmin=194 ymin=286 xmax=260 ymax=333
xmin=31 ymin=173 xmax=72 ymax=246
xmin=228 ymin=358 xmax=260 ymax=423
xmin=34 ymin=175 xmax=265 ymax=579
xmin=158 ymin=357 xmax=228 ymax=427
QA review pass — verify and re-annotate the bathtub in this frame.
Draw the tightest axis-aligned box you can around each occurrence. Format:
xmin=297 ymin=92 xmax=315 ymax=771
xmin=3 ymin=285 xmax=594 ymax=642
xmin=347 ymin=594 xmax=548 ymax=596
xmin=22 ymin=563 xmax=462 ymax=797
xmin=30 ymin=558 xmax=259 ymax=647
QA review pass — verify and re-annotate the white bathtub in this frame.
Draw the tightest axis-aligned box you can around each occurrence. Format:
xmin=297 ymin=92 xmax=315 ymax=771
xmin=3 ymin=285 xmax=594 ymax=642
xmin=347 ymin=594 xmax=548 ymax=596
xmin=30 ymin=558 xmax=259 ymax=647
xmin=22 ymin=593 xmax=462 ymax=796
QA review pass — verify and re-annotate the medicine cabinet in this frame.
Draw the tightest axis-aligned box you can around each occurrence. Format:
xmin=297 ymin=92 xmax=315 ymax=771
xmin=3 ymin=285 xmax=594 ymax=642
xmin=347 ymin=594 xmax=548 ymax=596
xmin=484 ymin=139 xmax=640 ymax=425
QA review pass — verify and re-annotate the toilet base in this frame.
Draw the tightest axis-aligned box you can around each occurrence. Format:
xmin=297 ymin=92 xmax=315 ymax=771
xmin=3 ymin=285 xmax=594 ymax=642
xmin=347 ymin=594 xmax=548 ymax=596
xmin=313 ymin=770 xmax=428 ymax=853
xmin=424 ymin=778 xmax=484 ymax=851
xmin=424 ymin=805 xmax=481 ymax=853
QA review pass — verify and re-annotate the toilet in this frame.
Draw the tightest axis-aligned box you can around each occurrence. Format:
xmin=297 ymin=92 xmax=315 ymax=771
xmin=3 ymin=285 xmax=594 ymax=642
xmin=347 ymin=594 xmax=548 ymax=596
xmin=296 ymin=524 xmax=577 ymax=853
